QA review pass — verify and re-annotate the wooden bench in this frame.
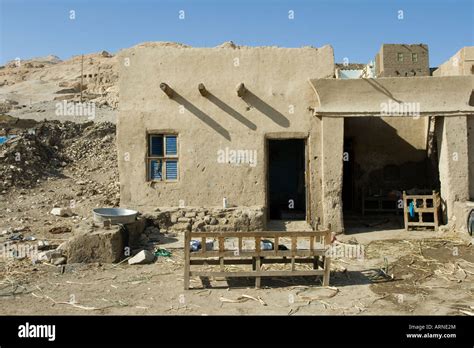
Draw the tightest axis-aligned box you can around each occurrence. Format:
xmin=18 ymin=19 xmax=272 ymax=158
xmin=184 ymin=230 xmax=332 ymax=289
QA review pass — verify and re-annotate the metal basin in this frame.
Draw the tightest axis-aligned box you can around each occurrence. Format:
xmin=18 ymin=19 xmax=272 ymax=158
xmin=93 ymin=208 xmax=138 ymax=225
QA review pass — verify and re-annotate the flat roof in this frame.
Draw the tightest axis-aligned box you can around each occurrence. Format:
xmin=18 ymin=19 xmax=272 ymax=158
xmin=309 ymin=76 xmax=474 ymax=117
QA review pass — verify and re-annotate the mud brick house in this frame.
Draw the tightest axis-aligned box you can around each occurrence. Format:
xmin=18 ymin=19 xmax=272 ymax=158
xmin=117 ymin=42 xmax=474 ymax=234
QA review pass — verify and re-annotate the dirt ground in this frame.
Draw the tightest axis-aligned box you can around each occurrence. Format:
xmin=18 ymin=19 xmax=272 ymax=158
xmin=1 ymin=222 xmax=472 ymax=315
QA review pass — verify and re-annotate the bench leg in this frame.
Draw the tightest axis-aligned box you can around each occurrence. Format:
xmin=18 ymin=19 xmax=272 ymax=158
xmin=184 ymin=264 xmax=190 ymax=290
xmin=184 ymin=232 xmax=191 ymax=290
xmin=313 ymin=256 xmax=319 ymax=270
xmin=323 ymin=256 xmax=331 ymax=286
xmin=255 ymin=257 xmax=261 ymax=289
xmin=219 ymin=257 xmax=224 ymax=271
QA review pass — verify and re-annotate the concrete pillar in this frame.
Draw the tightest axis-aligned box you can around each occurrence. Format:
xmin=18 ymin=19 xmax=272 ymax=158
xmin=436 ymin=116 xmax=469 ymax=224
xmin=321 ymin=116 xmax=344 ymax=233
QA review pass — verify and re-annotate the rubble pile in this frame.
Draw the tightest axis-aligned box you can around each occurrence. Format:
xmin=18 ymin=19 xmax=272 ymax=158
xmin=0 ymin=132 xmax=66 ymax=190
xmin=0 ymin=121 xmax=117 ymax=195
xmin=144 ymin=207 xmax=265 ymax=233
xmin=62 ymin=122 xmax=119 ymax=205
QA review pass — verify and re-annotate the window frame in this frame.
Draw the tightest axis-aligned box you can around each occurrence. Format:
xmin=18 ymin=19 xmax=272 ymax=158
xmin=411 ymin=53 xmax=418 ymax=62
xmin=146 ymin=133 xmax=179 ymax=182
xmin=397 ymin=53 xmax=404 ymax=62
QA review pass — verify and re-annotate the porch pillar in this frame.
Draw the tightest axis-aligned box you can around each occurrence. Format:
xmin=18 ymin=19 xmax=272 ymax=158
xmin=321 ymin=116 xmax=344 ymax=233
xmin=436 ymin=115 xmax=469 ymax=224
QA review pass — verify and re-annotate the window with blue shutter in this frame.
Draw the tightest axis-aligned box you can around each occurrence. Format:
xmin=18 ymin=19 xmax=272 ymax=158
xmin=147 ymin=133 xmax=178 ymax=181
xmin=166 ymin=160 xmax=178 ymax=180
xmin=165 ymin=136 xmax=177 ymax=156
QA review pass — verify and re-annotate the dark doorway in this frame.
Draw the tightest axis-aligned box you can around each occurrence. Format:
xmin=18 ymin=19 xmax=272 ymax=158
xmin=343 ymin=137 xmax=355 ymax=211
xmin=268 ymin=139 xmax=306 ymax=220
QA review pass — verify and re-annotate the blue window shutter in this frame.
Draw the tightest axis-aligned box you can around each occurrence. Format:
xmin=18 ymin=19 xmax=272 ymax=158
xmin=166 ymin=160 xmax=178 ymax=180
xmin=150 ymin=136 xmax=163 ymax=156
xmin=165 ymin=136 xmax=177 ymax=156
xmin=150 ymin=160 xmax=163 ymax=180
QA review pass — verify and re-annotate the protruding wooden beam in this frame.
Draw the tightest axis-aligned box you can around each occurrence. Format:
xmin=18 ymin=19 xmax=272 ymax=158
xmin=160 ymin=82 xmax=174 ymax=98
xmin=198 ymin=83 xmax=208 ymax=97
xmin=236 ymin=83 xmax=247 ymax=98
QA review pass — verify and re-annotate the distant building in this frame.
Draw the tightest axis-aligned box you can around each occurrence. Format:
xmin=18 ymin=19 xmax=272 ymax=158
xmin=335 ymin=62 xmax=375 ymax=79
xmin=433 ymin=47 xmax=474 ymax=76
xmin=375 ymin=44 xmax=430 ymax=77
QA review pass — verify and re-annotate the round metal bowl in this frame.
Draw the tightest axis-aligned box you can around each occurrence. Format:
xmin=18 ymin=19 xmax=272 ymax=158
xmin=93 ymin=208 xmax=138 ymax=225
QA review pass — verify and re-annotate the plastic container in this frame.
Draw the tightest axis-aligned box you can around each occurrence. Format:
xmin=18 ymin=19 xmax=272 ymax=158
xmin=261 ymin=239 xmax=274 ymax=250
xmin=190 ymin=240 xmax=214 ymax=252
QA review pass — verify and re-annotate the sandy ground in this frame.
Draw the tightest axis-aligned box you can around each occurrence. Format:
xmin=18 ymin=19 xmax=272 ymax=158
xmin=1 ymin=221 xmax=472 ymax=315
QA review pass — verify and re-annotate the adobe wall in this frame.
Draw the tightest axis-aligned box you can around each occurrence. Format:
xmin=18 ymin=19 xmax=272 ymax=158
xmin=433 ymin=46 xmax=474 ymax=219
xmin=433 ymin=47 xmax=474 ymax=77
xmin=118 ymin=42 xmax=335 ymax=229
xmin=436 ymin=116 xmax=470 ymax=223
xmin=321 ymin=117 xmax=344 ymax=232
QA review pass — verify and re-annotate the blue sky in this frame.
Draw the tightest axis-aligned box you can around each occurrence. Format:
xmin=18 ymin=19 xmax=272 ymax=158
xmin=0 ymin=0 xmax=472 ymax=66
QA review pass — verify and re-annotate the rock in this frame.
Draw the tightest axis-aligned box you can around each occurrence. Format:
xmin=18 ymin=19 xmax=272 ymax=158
xmin=51 ymin=256 xmax=67 ymax=265
xmin=234 ymin=215 xmax=250 ymax=231
xmin=64 ymin=225 xmax=125 ymax=263
xmin=192 ymin=220 xmax=205 ymax=231
xmin=209 ymin=217 xmax=218 ymax=225
xmin=56 ymin=242 xmax=68 ymax=252
xmin=50 ymin=207 xmax=73 ymax=217
xmin=100 ymin=50 xmax=112 ymax=58
xmin=170 ymin=215 xmax=178 ymax=223
xmin=177 ymin=217 xmax=190 ymax=223
xmin=169 ymin=222 xmax=191 ymax=232
xmin=144 ymin=226 xmax=159 ymax=236
xmin=184 ymin=212 xmax=197 ymax=218
xmin=49 ymin=226 xmax=71 ymax=234
xmin=249 ymin=211 xmax=264 ymax=230
xmin=37 ymin=240 xmax=50 ymax=250
xmin=138 ymin=234 xmax=149 ymax=246
xmin=37 ymin=250 xmax=62 ymax=262
xmin=128 ymin=250 xmax=155 ymax=265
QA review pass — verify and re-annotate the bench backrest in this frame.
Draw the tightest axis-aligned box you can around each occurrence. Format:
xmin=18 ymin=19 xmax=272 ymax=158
xmin=185 ymin=230 xmax=332 ymax=259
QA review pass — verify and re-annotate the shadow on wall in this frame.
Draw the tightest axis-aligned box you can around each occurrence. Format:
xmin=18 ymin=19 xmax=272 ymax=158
xmin=241 ymin=89 xmax=290 ymax=128
xmin=344 ymin=117 xmax=439 ymax=201
xmin=173 ymin=92 xmax=231 ymax=141
xmin=362 ymin=79 xmax=402 ymax=103
xmin=206 ymin=93 xmax=257 ymax=130
xmin=170 ymin=88 xmax=291 ymax=140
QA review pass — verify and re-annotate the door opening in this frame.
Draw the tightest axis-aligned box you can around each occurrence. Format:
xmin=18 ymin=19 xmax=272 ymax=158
xmin=268 ymin=139 xmax=306 ymax=220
